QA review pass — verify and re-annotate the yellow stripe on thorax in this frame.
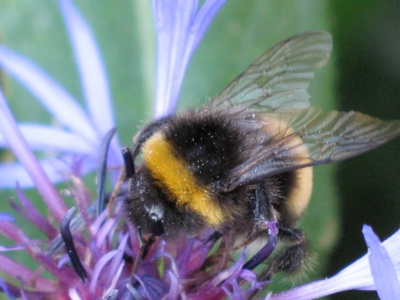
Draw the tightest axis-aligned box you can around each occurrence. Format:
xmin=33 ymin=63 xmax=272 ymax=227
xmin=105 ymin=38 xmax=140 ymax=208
xmin=142 ymin=132 xmax=225 ymax=226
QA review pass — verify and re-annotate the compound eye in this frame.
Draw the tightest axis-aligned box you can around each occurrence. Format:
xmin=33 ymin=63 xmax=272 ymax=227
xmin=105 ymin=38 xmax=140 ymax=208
xmin=149 ymin=213 xmax=164 ymax=236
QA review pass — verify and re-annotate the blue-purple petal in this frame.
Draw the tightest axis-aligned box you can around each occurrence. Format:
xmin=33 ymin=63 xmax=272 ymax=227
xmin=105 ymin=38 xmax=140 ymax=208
xmin=272 ymin=227 xmax=400 ymax=300
xmin=190 ymin=0 xmax=227 ymax=51
xmin=0 ymin=275 xmax=12 ymax=299
xmin=222 ymin=279 xmax=247 ymax=300
xmin=153 ymin=0 xmax=226 ymax=118
xmin=0 ymin=124 xmax=94 ymax=153
xmin=59 ymin=0 xmax=117 ymax=140
xmin=0 ymin=155 xmax=97 ymax=188
xmin=14 ymin=183 xmax=58 ymax=238
xmin=131 ymin=274 xmax=168 ymax=300
xmin=167 ymin=270 xmax=180 ymax=299
xmin=0 ymin=213 xmax=14 ymax=222
xmin=89 ymin=249 xmax=120 ymax=293
xmin=153 ymin=0 xmax=183 ymax=117
xmin=0 ymin=90 xmax=67 ymax=220
xmin=106 ymin=233 xmax=129 ymax=284
xmin=363 ymin=225 xmax=400 ymax=299
xmin=213 ymin=249 xmax=246 ymax=285
xmin=0 ymin=46 xmax=97 ymax=144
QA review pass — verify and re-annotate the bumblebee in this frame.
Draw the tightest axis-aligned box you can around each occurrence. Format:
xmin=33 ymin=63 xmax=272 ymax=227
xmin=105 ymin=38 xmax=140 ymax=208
xmin=119 ymin=31 xmax=400 ymax=278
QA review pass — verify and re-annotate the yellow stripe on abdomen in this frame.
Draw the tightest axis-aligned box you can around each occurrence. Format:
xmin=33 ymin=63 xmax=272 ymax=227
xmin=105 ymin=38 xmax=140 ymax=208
xmin=142 ymin=132 xmax=225 ymax=226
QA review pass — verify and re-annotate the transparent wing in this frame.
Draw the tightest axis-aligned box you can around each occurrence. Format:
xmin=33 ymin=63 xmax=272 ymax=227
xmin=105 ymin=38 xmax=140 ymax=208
xmin=201 ymin=31 xmax=332 ymax=116
xmin=217 ymin=107 xmax=400 ymax=192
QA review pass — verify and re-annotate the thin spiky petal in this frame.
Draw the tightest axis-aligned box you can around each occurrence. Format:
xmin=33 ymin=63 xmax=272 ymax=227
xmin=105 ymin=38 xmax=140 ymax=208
xmin=0 ymin=90 xmax=67 ymax=221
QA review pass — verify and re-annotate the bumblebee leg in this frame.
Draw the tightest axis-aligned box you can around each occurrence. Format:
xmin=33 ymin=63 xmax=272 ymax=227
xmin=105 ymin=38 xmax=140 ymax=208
xmin=259 ymin=225 xmax=308 ymax=280
xmin=129 ymin=228 xmax=155 ymax=285
xmin=243 ymin=187 xmax=279 ymax=270
xmin=243 ymin=186 xmax=308 ymax=277
xmin=248 ymin=226 xmax=308 ymax=300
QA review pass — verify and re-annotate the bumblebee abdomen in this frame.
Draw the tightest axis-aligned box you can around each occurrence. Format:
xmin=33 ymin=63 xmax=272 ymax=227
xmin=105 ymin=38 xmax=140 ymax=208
xmin=258 ymin=116 xmax=313 ymax=226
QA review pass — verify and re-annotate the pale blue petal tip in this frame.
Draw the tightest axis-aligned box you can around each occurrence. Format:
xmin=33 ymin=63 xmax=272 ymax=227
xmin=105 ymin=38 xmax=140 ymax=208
xmin=153 ymin=0 xmax=227 ymax=119
xmin=59 ymin=0 xmax=116 ymax=137
xmin=363 ymin=225 xmax=400 ymax=299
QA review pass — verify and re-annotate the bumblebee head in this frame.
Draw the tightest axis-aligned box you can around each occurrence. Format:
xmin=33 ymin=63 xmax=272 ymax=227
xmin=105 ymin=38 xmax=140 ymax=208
xmin=126 ymin=168 xmax=167 ymax=238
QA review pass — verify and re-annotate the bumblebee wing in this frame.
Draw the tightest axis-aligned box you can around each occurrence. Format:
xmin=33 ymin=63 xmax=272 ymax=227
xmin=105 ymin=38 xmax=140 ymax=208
xmin=201 ymin=31 xmax=332 ymax=116
xmin=217 ymin=107 xmax=400 ymax=192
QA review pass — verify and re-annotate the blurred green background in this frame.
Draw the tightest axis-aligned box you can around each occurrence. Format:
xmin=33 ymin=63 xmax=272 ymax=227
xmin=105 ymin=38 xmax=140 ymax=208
xmin=0 ymin=0 xmax=399 ymax=299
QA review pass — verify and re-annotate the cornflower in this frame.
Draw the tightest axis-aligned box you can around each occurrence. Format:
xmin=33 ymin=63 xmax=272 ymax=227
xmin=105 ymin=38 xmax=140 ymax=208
xmin=0 ymin=1 xmax=399 ymax=299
